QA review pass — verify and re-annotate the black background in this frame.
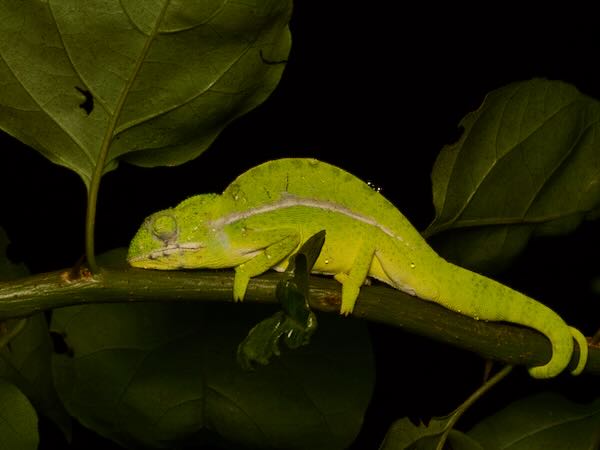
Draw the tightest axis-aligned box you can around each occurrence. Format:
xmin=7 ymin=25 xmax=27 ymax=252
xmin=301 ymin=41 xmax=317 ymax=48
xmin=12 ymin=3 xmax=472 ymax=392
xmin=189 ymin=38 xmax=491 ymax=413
xmin=1 ymin=3 xmax=599 ymax=449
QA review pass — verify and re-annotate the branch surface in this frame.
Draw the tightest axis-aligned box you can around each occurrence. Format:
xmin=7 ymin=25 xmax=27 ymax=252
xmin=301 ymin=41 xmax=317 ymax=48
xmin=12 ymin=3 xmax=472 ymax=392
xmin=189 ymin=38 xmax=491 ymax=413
xmin=0 ymin=268 xmax=597 ymax=375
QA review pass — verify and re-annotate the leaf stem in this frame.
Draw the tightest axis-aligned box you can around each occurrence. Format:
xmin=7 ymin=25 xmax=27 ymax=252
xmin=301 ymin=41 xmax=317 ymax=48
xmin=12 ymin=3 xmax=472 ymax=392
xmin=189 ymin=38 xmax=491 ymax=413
xmin=435 ymin=365 xmax=513 ymax=450
xmin=82 ymin=2 xmax=170 ymax=274
xmin=85 ymin=181 xmax=100 ymax=272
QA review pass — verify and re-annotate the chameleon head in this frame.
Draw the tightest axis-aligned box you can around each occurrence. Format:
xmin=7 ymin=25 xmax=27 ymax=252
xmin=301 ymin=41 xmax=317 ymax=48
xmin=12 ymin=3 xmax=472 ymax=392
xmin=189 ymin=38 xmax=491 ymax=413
xmin=127 ymin=194 xmax=225 ymax=269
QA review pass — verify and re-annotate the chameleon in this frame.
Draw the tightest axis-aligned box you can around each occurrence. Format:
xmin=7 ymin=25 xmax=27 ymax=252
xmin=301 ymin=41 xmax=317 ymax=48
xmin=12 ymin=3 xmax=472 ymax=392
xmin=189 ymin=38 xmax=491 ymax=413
xmin=128 ymin=158 xmax=588 ymax=378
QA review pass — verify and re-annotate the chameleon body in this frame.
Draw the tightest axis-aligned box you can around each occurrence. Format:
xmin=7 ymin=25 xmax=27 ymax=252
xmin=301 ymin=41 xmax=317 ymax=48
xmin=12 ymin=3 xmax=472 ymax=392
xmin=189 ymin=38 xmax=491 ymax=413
xmin=128 ymin=158 xmax=588 ymax=378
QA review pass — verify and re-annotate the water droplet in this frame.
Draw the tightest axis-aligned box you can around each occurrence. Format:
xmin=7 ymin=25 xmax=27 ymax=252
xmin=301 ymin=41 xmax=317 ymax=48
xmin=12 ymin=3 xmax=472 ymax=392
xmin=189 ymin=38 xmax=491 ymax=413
xmin=367 ymin=180 xmax=383 ymax=193
xmin=324 ymin=259 xmax=330 ymax=264
xmin=474 ymin=316 xmax=480 ymax=321
xmin=457 ymin=309 xmax=462 ymax=314
xmin=409 ymin=262 xmax=416 ymax=269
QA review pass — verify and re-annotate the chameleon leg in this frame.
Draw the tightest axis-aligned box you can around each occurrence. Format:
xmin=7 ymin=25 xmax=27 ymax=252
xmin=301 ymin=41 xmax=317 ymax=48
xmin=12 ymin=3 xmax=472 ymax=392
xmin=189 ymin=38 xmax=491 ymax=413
xmin=233 ymin=229 xmax=300 ymax=301
xmin=334 ymin=241 xmax=376 ymax=315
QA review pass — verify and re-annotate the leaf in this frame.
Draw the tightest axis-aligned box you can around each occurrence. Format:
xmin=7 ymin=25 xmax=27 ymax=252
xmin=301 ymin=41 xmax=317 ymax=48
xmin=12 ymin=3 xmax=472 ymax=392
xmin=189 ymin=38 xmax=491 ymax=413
xmin=379 ymin=417 xmax=446 ymax=449
xmin=378 ymin=416 xmax=484 ymax=450
xmin=0 ymin=228 xmax=27 ymax=281
xmin=285 ymin=230 xmax=327 ymax=276
xmin=425 ymin=79 xmax=600 ymax=271
xmin=468 ymin=393 xmax=600 ymax=449
xmin=0 ymin=315 xmax=73 ymax=440
xmin=279 ymin=230 xmax=325 ymax=324
xmin=0 ymin=0 xmax=292 ymax=189
xmin=0 ymin=378 xmax=39 ymax=450
xmin=237 ymin=275 xmax=318 ymax=369
xmin=237 ymin=231 xmax=325 ymax=369
xmin=51 ymin=303 xmax=374 ymax=449
xmin=0 ymin=228 xmax=72 ymax=438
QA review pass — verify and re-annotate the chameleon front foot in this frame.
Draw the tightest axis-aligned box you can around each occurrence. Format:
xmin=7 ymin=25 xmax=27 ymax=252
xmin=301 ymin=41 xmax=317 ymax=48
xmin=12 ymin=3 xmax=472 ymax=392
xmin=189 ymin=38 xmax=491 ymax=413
xmin=233 ymin=270 xmax=251 ymax=302
xmin=340 ymin=286 xmax=359 ymax=316
xmin=333 ymin=242 xmax=376 ymax=315
xmin=334 ymin=273 xmax=356 ymax=315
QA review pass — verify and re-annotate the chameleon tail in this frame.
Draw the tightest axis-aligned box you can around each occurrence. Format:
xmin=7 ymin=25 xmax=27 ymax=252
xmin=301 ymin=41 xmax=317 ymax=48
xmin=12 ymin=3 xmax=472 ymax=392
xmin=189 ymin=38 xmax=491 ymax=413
xmin=567 ymin=326 xmax=588 ymax=376
xmin=435 ymin=263 xmax=588 ymax=378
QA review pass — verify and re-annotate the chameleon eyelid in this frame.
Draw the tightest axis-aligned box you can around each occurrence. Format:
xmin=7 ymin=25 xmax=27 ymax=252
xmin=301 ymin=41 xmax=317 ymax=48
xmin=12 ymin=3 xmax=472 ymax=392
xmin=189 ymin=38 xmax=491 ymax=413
xmin=148 ymin=214 xmax=179 ymax=243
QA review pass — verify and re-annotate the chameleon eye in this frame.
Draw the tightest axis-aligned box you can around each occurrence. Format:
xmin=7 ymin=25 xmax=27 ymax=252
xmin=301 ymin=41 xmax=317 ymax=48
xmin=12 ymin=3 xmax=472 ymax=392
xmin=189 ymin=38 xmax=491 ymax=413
xmin=151 ymin=214 xmax=178 ymax=243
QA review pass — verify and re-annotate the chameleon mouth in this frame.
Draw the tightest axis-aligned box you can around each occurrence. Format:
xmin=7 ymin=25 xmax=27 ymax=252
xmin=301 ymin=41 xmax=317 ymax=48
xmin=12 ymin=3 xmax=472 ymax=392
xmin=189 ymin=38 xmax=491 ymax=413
xmin=129 ymin=242 xmax=203 ymax=263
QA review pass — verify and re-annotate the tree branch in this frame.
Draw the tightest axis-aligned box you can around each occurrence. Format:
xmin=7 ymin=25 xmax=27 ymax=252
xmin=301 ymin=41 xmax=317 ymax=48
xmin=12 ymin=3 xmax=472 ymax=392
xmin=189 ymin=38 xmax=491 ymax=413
xmin=0 ymin=267 xmax=597 ymax=375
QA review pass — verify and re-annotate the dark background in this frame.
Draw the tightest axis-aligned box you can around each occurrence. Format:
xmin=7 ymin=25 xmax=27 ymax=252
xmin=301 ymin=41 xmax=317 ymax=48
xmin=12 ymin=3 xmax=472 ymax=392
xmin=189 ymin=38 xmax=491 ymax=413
xmin=1 ymin=3 xmax=599 ymax=448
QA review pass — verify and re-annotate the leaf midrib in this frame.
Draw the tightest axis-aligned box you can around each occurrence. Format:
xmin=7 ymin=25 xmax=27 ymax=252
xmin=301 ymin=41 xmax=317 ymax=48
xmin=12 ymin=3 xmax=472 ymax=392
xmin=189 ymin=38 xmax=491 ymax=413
xmin=505 ymin=408 xmax=600 ymax=448
xmin=431 ymin=85 xmax=590 ymax=237
xmin=114 ymin=6 xmax=266 ymax=135
xmin=84 ymin=0 xmax=171 ymax=270
xmin=95 ymin=1 xmax=171 ymax=175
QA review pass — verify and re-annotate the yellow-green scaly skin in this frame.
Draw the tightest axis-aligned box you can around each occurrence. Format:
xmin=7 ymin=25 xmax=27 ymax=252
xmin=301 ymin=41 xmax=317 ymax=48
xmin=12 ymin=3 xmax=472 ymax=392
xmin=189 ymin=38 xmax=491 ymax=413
xmin=128 ymin=158 xmax=588 ymax=378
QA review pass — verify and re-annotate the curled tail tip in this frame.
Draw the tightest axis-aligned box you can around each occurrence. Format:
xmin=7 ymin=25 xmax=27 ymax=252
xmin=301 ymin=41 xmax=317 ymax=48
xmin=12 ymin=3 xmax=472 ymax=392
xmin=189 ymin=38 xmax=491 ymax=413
xmin=568 ymin=327 xmax=588 ymax=376
xmin=527 ymin=327 xmax=588 ymax=378
xmin=528 ymin=364 xmax=561 ymax=379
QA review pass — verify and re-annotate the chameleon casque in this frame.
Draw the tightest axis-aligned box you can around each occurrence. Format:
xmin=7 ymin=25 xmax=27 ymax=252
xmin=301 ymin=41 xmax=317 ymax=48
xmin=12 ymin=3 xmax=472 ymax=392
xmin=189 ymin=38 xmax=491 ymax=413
xmin=128 ymin=158 xmax=588 ymax=378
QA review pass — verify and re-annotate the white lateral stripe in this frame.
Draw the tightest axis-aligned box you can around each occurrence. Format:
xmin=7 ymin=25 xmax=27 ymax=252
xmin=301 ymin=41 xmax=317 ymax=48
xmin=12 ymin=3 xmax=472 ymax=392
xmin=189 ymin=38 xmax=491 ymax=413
xmin=212 ymin=193 xmax=403 ymax=241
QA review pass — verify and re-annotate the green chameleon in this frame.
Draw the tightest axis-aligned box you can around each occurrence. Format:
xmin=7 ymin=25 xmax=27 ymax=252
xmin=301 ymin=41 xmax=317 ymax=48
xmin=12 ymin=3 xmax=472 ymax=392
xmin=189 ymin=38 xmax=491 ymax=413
xmin=128 ymin=158 xmax=588 ymax=378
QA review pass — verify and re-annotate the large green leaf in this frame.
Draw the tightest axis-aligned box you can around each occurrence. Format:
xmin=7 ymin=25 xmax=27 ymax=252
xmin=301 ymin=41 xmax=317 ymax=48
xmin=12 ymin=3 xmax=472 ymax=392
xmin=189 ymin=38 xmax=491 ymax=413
xmin=0 ymin=315 xmax=72 ymax=440
xmin=0 ymin=228 xmax=71 ymax=438
xmin=425 ymin=79 xmax=600 ymax=272
xmin=468 ymin=393 xmax=600 ymax=449
xmin=51 ymin=303 xmax=374 ymax=449
xmin=0 ymin=0 xmax=292 ymax=188
xmin=0 ymin=378 xmax=39 ymax=450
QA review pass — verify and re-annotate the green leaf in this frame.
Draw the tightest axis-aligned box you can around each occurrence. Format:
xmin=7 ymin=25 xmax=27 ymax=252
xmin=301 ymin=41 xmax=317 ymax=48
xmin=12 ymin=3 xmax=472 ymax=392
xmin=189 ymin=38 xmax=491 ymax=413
xmin=0 ymin=227 xmax=27 ymax=282
xmin=378 ymin=417 xmax=487 ymax=450
xmin=238 ymin=231 xmax=324 ymax=369
xmin=278 ymin=275 xmax=315 ymax=326
xmin=0 ymin=0 xmax=292 ymax=189
xmin=0 ymin=378 xmax=39 ymax=450
xmin=285 ymin=230 xmax=327 ymax=276
xmin=0 ymin=315 xmax=73 ymax=440
xmin=236 ymin=308 xmax=317 ymax=370
xmin=379 ymin=416 xmax=491 ymax=450
xmin=425 ymin=79 xmax=600 ymax=271
xmin=279 ymin=230 xmax=326 ymax=324
xmin=237 ymin=277 xmax=318 ymax=370
xmin=379 ymin=417 xmax=442 ymax=449
xmin=51 ymin=303 xmax=374 ymax=449
xmin=0 ymin=228 xmax=72 ymax=438
xmin=468 ymin=393 xmax=600 ymax=449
